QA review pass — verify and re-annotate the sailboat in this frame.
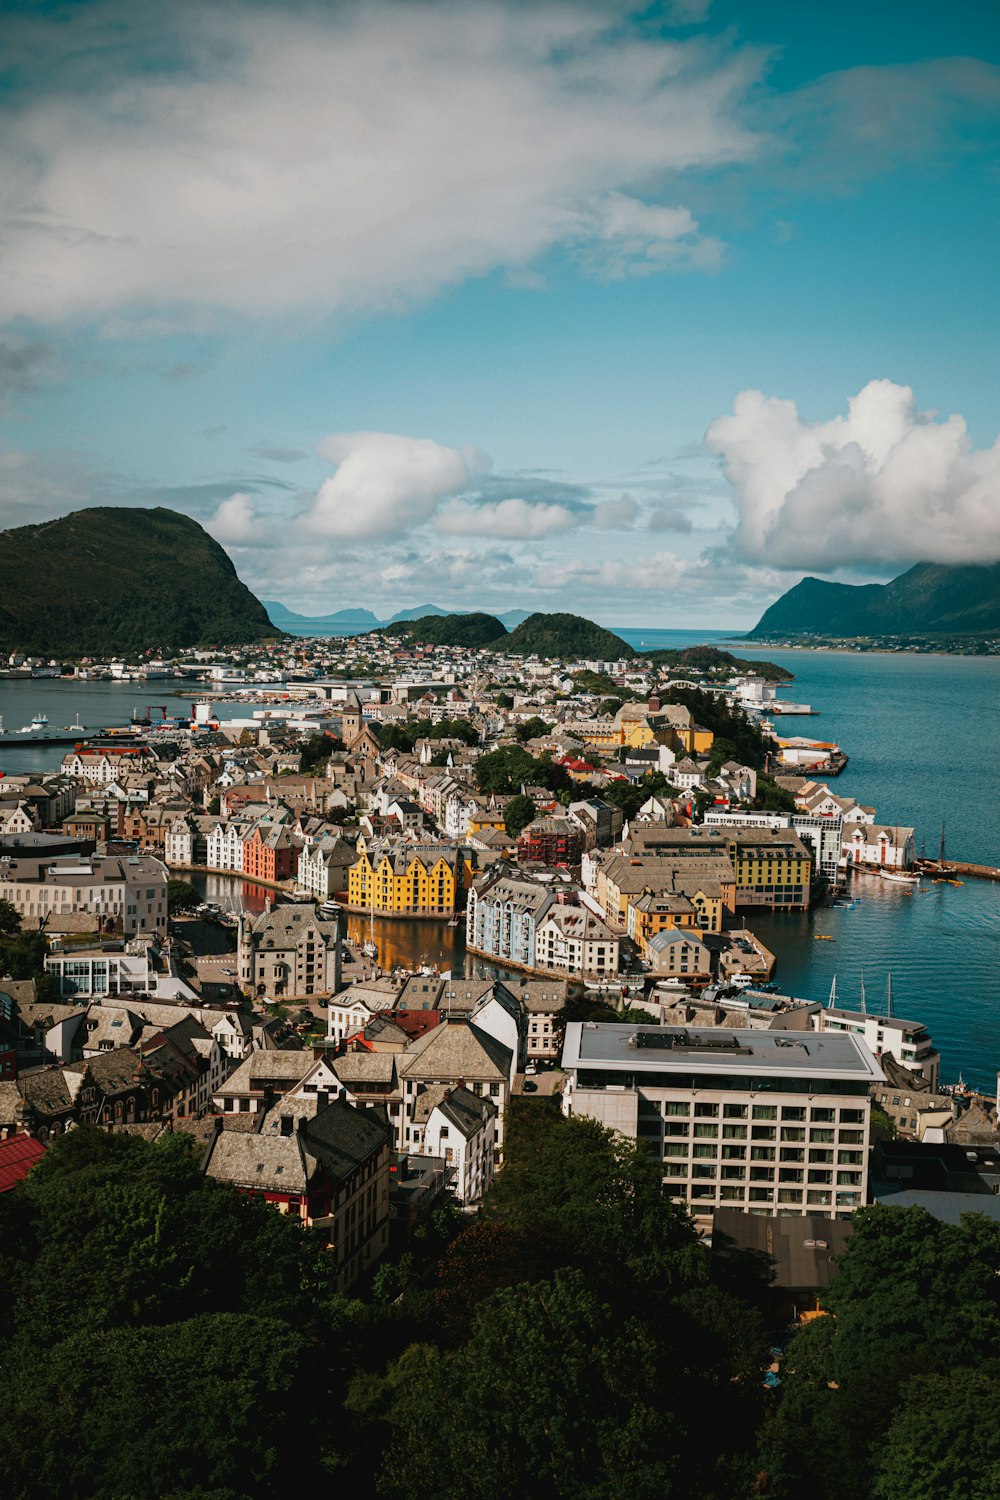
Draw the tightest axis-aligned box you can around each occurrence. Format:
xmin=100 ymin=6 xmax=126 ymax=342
xmin=361 ymin=884 xmax=378 ymax=960
xmin=826 ymin=975 xmax=837 ymax=1009
xmin=859 ymin=970 xmax=867 ymax=1016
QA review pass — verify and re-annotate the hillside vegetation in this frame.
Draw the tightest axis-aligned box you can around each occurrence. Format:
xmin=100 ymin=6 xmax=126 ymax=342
xmin=0 ymin=507 xmax=280 ymax=656
xmin=504 ymin=612 xmax=634 ymax=659
xmin=381 ymin=612 xmax=507 ymax=647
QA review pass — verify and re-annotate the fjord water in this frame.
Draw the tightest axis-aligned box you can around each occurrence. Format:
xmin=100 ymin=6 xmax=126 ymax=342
xmin=618 ymin=638 xmax=1000 ymax=1088
xmin=2 ymin=647 xmax=998 ymax=1085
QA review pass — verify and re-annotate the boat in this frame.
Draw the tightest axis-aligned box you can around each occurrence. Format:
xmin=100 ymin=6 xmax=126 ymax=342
xmin=17 ymin=711 xmax=49 ymax=734
xmin=447 ymin=915 xmax=460 ymax=928
xmin=361 ymin=889 xmax=378 ymax=960
xmin=813 ymin=934 xmax=835 ymax=941
xmin=63 ymin=719 xmax=86 ymax=733
xmin=880 ymin=870 xmax=921 ymax=885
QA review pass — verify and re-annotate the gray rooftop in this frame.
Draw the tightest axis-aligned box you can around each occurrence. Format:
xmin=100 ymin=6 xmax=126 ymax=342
xmin=562 ymin=1022 xmax=883 ymax=1082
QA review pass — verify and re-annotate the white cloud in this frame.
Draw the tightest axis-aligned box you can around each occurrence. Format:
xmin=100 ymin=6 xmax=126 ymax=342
xmin=303 ymin=431 xmax=487 ymax=539
xmin=0 ymin=2 xmax=762 ymax=326
xmin=208 ymin=492 xmax=267 ymax=546
xmin=648 ymin=502 xmax=694 ymax=533
xmin=706 ymin=380 xmax=1000 ymax=568
xmin=575 ymin=193 xmax=722 ymax=278
xmin=435 ymin=497 xmax=576 ymax=539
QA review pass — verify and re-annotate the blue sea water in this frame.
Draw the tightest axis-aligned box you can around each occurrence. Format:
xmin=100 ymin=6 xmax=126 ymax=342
xmin=2 ymin=647 xmax=998 ymax=1086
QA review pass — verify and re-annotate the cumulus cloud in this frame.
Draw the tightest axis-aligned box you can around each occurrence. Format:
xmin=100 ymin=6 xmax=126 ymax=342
xmin=0 ymin=2 xmax=762 ymax=327
xmin=302 ymin=432 xmax=487 ymax=539
xmin=208 ymin=492 xmax=268 ymax=546
xmin=435 ymin=497 xmax=576 ymax=539
xmin=707 ymin=380 xmax=1000 ymax=568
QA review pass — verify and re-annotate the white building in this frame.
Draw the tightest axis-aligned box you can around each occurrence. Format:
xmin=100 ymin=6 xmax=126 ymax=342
xmin=207 ymin=819 xmax=249 ymax=872
xmin=561 ymin=1022 xmax=882 ymax=1225
xmin=843 ymin=823 xmax=916 ymax=871
xmin=164 ymin=816 xmax=194 ymax=868
xmin=418 ymin=1084 xmax=497 ymax=1206
xmin=814 ymin=1006 xmax=940 ymax=1090
xmin=535 ymin=900 xmax=619 ymax=979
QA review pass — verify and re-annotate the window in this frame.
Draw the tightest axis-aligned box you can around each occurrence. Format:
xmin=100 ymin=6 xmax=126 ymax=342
xmin=723 ymin=1103 xmax=748 ymax=1119
xmin=752 ymin=1105 xmax=777 ymax=1120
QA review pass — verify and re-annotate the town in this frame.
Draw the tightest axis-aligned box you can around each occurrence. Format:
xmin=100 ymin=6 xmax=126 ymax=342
xmin=3 ymin=624 xmax=989 ymax=1281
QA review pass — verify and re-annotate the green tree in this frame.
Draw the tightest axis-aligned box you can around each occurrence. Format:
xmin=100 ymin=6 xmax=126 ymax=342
xmin=0 ymin=897 xmax=21 ymax=939
xmin=474 ymin=745 xmax=540 ymax=795
xmin=504 ymin=793 xmax=537 ymax=837
xmin=515 ymin=715 xmax=552 ymax=743
xmin=874 ymin=1366 xmax=1000 ymax=1500
xmin=167 ymin=879 xmax=199 ymax=913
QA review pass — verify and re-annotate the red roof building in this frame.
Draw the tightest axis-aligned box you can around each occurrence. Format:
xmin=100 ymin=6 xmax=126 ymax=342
xmin=0 ymin=1134 xmax=46 ymax=1194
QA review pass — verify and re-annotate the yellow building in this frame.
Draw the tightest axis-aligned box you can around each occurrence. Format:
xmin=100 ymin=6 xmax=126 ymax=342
xmin=348 ymin=846 xmax=464 ymax=917
xmin=578 ymin=700 xmax=713 ymax=757
xmin=727 ymin=834 xmax=812 ymax=910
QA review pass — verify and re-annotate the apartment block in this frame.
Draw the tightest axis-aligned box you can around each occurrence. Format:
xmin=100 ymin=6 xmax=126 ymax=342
xmin=561 ymin=1022 xmax=882 ymax=1225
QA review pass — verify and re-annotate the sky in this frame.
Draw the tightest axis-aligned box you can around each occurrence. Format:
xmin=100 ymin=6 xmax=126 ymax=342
xmin=1 ymin=0 xmax=999 ymax=628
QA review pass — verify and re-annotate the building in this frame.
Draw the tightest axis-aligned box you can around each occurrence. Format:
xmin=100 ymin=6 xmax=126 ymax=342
xmin=203 ymin=1095 xmax=392 ymax=1291
xmin=242 ymin=823 xmax=298 ymax=883
xmin=0 ymin=852 xmax=169 ymax=935
xmin=517 ymin=979 xmax=569 ymax=1062
xmin=561 ymin=1022 xmax=882 ymax=1225
xmin=415 ymin=1083 xmax=497 ymax=1205
xmin=296 ymin=836 xmax=357 ymax=903
xmin=843 ymin=824 xmax=916 ymax=871
xmin=534 ymin=898 xmax=620 ymax=979
xmin=348 ymin=844 xmax=466 ymax=918
xmin=518 ymin=817 xmax=584 ymax=866
xmin=465 ymin=868 xmax=554 ymax=968
xmin=237 ymin=902 xmax=342 ymax=1000
xmin=814 ymin=1006 xmax=940 ymax=1090
xmin=645 ymin=928 xmax=713 ymax=981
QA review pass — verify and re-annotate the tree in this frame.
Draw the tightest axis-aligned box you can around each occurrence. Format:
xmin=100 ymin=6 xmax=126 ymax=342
xmin=167 ymin=879 xmax=199 ymax=913
xmin=0 ymin=898 xmax=21 ymax=939
xmin=474 ymin=745 xmax=539 ymax=795
xmin=504 ymin=793 xmax=537 ymax=837
xmin=363 ymin=1270 xmax=680 ymax=1500
xmin=874 ymin=1366 xmax=1000 ymax=1500
xmin=752 ymin=772 xmax=797 ymax=813
xmin=515 ymin=715 xmax=552 ymax=743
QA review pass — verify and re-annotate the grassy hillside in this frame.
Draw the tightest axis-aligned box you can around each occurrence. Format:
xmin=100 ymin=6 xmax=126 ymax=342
xmin=0 ymin=507 xmax=281 ymax=656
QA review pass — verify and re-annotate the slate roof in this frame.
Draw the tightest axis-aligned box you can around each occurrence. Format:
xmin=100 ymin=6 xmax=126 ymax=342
xmin=398 ymin=1019 xmax=511 ymax=1083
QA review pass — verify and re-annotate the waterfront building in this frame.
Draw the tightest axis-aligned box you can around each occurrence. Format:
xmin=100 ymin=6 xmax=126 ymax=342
xmin=815 ymin=1007 xmax=940 ymax=1090
xmin=348 ymin=844 xmax=467 ymax=918
xmin=296 ymin=835 xmax=356 ymax=903
xmin=843 ymin=823 xmax=916 ymax=871
xmin=237 ymin=903 xmax=342 ymax=1000
xmin=241 ymin=822 xmax=297 ymax=883
xmin=534 ymin=899 xmax=620 ymax=979
xmin=561 ymin=1022 xmax=882 ymax=1226
xmin=466 ymin=868 xmax=554 ymax=967
xmin=703 ymin=808 xmax=843 ymax=884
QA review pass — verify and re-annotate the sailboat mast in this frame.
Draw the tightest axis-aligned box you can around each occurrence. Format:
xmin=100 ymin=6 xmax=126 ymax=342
xmin=885 ymin=972 xmax=894 ymax=1019
xmin=828 ymin=975 xmax=837 ymax=1010
xmin=859 ymin=969 xmax=867 ymax=1015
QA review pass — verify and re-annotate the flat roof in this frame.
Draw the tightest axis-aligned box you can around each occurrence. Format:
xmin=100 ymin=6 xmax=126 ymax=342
xmin=562 ymin=1022 xmax=883 ymax=1082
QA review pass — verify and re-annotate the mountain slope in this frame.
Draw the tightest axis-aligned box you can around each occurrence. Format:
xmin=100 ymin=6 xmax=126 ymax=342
xmin=748 ymin=562 xmax=1000 ymax=638
xmin=0 ymin=507 xmax=280 ymax=656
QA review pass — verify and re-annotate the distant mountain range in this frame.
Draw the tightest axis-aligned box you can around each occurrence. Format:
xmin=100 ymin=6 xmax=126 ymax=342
xmin=748 ymin=562 xmax=1000 ymax=639
xmin=0 ymin=507 xmax=279 ymax=656
xmin=382 ymin=611 xmax=634 ymax=658
xmin=263 ymin=600 xmax=532 ymax=634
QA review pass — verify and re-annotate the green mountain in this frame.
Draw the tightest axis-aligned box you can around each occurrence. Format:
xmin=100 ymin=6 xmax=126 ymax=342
xmin=643 ymin=644 xmax=794 ymax=682
xmin=381 ymin=612 xmax=507 ymax=647
xmin=748 ymin=561 xmax=1000 ymax=639
xmin=504 ymin=612 xmax=634 ymax=659
xmin=0 ymin=507 xmax=281 ymax=656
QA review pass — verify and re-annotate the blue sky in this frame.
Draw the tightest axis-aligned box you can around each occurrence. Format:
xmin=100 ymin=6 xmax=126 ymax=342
xmin=1 ymin=0 xmax=999 ymax=627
